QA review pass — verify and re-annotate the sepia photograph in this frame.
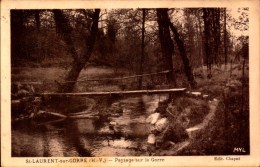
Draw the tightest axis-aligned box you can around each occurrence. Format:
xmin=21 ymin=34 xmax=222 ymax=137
xmin=10 ymin=7 xmax=250 ymax=157
xmin=1 ymin=0 xmax=260 ymax=166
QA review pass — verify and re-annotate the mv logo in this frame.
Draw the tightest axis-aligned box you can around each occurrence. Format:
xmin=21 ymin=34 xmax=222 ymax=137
xmin=233 ymin=147 xmax=246 ymax=153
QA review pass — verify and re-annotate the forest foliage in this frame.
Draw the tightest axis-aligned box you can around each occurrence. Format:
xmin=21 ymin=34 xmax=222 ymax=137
xmin=11 ymin=8 xmax=249 ymax=90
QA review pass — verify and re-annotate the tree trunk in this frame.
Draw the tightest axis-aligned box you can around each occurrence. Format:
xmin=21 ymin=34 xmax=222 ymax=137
xmin=203 ymin=8 xmax=212 ymax=77
xmin=53 ymin=9 xmax=101 ymax=92
xmin=240 ymin=42 xmax=248 ymax=113
xmin=156 ymin=9 xmax=176 ymax=87
xmin=34 ymin=10 xmax=41 ymax=31
xmin=11 ymin=10 xmax=25 ymax=64
xmin=169 ymin=22 xmax=197 ymax=88
xmin=224 ymin=8 xmax=227 ymax=68
xmin=139 ymin=9 xmax=146 ymax=89
xmin=214 ymin=8 xmax=221 ymax=66
xmin=195 ymin=10 xmax=204 ymax=67
xmin=60 ymin=61 xmax=85 ymax=92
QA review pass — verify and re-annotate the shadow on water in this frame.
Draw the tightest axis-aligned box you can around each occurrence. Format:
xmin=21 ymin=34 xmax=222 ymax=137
xmin=12 ymin=94 xmax=168 ymax=157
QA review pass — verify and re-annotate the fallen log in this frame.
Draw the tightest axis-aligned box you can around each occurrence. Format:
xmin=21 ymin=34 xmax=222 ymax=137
xmin=38 ymin=110 xmax=67 ymax=118
xmin=46 ymin=111 xmax=67 ymax=118
xmin=68 ymin=115 xmax=99 ymax=119
xmin=38 ymin=88 xmax=186 ymax=97
xmin=68 ymin=110 xmax=94 ymax=116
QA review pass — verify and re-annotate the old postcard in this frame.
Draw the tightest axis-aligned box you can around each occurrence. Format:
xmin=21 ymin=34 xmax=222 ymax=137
xmin=1 ymin=0 xmax=260 ymax=166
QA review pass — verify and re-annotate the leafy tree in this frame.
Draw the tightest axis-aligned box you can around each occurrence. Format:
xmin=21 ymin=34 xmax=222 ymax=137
xmin=233 ymin=8 xmax=249 ymax=32
xmin=156 ymin=9 xmax=176 ymax=86
xmin=53 ymin=9 xmax=100 ymax=92
xmin=157 ymin=9 xmax=196 ymax=88
xmin=203 ymin=8 xmax=222 ymax=77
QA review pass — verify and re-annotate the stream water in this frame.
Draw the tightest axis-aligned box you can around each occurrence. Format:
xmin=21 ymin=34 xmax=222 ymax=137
xmin=12 ymin=95 xmax=169 ymax=157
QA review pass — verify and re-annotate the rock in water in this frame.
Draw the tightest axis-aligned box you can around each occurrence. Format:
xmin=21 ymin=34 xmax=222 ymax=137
xmin=146 ymin=112 xmax=160 ymax=124
xmin=191 ymin=92 xmax=202 ymax=96
xmin=147 ymin=134 xmax=156 ymax=144
xmin=29 ymin=113 xmax=35 ymax=118
xmin=109 ymin=121 xmax=118 ymax=126
xmin=155 ymin=117 xmax=169 ymax=132
xmin=148 ymin=125 xmax=157 ymax=133
xmin=202 ymin=95 xmax=209 ymax=99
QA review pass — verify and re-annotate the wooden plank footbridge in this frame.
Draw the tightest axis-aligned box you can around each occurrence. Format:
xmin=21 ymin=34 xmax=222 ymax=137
xmin=40 ymin=70 xmax=186 ymax=97
xmin=38 ymin=88 xmax=186 ymax=97
xmin=18 ymin=70 xmax=187 ymax=97
xmin=12 ymin=70 xmax=189 ymax=120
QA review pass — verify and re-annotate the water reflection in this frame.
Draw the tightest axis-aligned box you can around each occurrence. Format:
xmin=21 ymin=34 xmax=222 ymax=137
xmin=12 ymin=95 xmax=168 ymax=157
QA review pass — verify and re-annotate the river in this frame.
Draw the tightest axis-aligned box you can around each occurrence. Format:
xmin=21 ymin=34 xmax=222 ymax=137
xmin=12 ymin=94 xmax=169 ymax=157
